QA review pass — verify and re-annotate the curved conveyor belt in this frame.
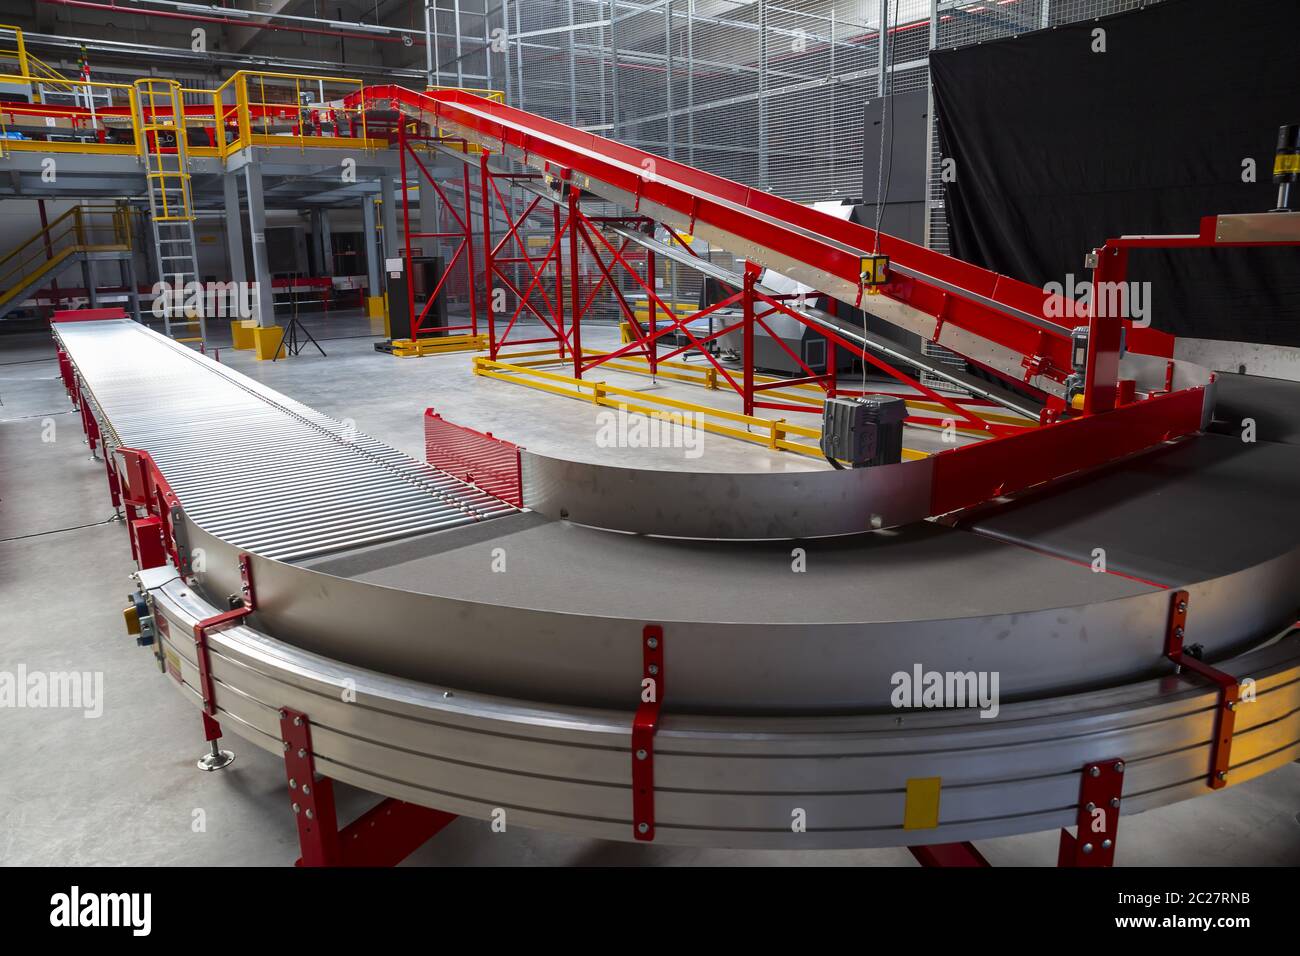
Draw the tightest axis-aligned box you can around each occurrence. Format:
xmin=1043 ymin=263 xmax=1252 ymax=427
xmin=57 ymin=319 xmax=1300 ymax=849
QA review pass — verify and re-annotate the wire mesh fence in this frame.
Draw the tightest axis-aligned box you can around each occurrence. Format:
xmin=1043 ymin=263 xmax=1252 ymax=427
xmin=465 ymin=0 xmax=1164 ymax=256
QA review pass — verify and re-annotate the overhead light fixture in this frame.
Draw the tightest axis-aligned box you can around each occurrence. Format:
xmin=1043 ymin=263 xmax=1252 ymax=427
xmin=172 ymin=3 xmax=252 ymax=18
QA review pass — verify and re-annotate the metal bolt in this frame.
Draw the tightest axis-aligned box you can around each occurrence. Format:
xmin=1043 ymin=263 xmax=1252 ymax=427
xmin=1175 ymin=626 xmax=1184 ymax=638
xmin=292 ymin=803 xmax=301 ymax=814
xmin=297 ymin=748 xmax=306 ymax=758
xmin=289 ymin=778 xmax=297 ymax=789
xmin=1088 ymin=765 xmax=1100 ymax=778
xmin=1217 ymin=771 xmax=1228 ymax=781
xmin=1102 ymin=839 xmax=1113 ymax=850
xmin=648 ymin=664 xmax=659 ymax=676
xmin=1085 ymin=802 xmax=1096 ymax=813
xmin=646 ymin=636 xmax=659 ymax=650
xmin=635 ymin=749 xmax=648 ymax=761
xmin=1226 ymin=701 xmax=1236 ymax=711
xmin=1177 ymin=601 xmax=1187 ymax=613
xmin=305 ymin=808 xmax=314 ymax=820
xmin=293 ymin=716 xmax=302 ymax=727
xmin=282 ymin=741 xmax=289 ymax=752
xmin=302 ymin=784 xmax=310 ymax=795
xmin=1110 ymin=797 xmax=1120 ymax=809
xmin=1082 ymin=843 xmax=1094 ymax=854
xmin=278 ymin=709 xmax=287 ymax=720
xmin=1114 ymin=761 xmax=1125 ymax=773
xmin=637 ymin=822 xmax=649 ymax=834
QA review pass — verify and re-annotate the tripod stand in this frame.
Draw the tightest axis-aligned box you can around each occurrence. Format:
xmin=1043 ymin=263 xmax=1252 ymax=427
xmin=272 ymin=272 xmax=326 ymax=360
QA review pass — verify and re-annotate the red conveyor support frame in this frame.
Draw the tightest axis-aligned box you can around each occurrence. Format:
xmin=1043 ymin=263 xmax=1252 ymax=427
xmin=357 ymin=85 xmax=1080 ymax=400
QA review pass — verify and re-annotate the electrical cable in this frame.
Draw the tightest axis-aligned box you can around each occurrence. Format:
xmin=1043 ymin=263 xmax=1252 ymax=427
xmin=1 ymin=514 xmax=119 ymax=543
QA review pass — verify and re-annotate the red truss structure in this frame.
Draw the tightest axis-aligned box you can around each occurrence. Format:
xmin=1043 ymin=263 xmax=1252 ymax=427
xmin=362 ymin=86 xmax=1300 ymax=510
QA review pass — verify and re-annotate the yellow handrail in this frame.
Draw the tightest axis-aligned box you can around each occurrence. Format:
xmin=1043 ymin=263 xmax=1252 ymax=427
xmin=135 ymin=79 xmax=195 ymax=223
xmin=0 ymin=204 xmax=132 ymax=309
xmin=0 ymin=23 xmax=30 ymax=80
xmin=0 ymin=61 xmax=501 ymax=160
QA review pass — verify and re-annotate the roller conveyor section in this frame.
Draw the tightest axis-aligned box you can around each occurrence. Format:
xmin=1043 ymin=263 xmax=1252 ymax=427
xmin=55 ymin=320 xmax=516 ymax=562
xmin=55 ymin=312 xmax=1300 ymax=849
xmin=45 ymin=81 xmax=1300 ymax=852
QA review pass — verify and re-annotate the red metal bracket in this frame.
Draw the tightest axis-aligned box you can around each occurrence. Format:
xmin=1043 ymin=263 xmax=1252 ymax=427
xmin=423 ymin=409 xmax=523 ymax=507
xmin=192 ymin=554 xmax=256 ymax=742
xmin=632 ymin=624 xmax=664 ymax=841
xmin=1057 ymin=758 xmax=1125 ymax=867
xmin=909 ymin=842 xmax=990 ymax=867
xmin=1164 ymin=590 xmax=1239 ymax=789
xmin=115 ymin=446 xmax=187 ymax=569
xmin=129 ymin=516 xmax=166 ymax=570
xmin=279 ymin=707 xmax=457 ymax=867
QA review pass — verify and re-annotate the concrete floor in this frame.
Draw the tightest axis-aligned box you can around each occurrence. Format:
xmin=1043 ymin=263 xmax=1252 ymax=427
xmin=2 ymin=312 xmax=1297 ymax=866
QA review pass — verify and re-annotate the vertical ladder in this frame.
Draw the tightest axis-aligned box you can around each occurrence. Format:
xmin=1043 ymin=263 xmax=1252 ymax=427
xmin=134 ymin=78 xmax=206 ymax=348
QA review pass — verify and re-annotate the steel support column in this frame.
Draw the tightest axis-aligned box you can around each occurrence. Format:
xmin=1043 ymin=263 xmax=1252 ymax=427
xmin=380 ymin=175 xmax=399 ymax=264
xmin=362 ymin=195 xmax=382 ymax=304
xmin=243 ymin=158 xmax=275 ymax=328
xmin=222 ymin=171 xmax=247 ymax=286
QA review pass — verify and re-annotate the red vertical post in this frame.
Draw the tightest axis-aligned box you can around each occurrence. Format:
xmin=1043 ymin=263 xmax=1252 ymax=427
xmin=397 ymin=123 xmax=417 ymax=337
xmin=568 ymin=190 xmax=583 ymax=378
xmin=742 ymin=265 xmax=756 ymax=416
xmin=1057 ymin=759 xmax=1125 ymax=867
xmin=553 ymin=200 xmax=566 ymax=361
xmin=38 ymin=198 xmax=61 ymax=305
xmin=1083 ymin=244 xmax=1128 ymax=414
xmin=462 ymin=149 xmax=478 ymax=337
xmin=647 ymin=247 xmax=658 ymax=378
xmin=480 ymin=153 xmax=497 ymax=359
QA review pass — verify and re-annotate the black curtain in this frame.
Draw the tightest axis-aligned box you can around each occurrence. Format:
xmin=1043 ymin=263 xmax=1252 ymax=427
xmin=931 ymin=0 xmax=1300 ymax=346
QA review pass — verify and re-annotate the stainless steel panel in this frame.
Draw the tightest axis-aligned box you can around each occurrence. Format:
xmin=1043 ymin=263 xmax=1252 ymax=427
xmin=520 ymin=449 xmax=935 ymax=538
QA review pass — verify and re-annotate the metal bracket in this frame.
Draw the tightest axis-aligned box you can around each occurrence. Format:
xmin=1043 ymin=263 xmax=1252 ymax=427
xmin=632 ymin=624 xmax=664 ymax=841
xmin=279 ymin=707 xmax=457 ymax=867
xmin=1164 ymin=589 xmax=1239 ymax=789
xmin=281 ymin=706 xmax=340 ymax=866
xmin=192 ymin=554 xmax=256 ymax=740
xmin=1057 ymin=758 xmax=1125 ymax=867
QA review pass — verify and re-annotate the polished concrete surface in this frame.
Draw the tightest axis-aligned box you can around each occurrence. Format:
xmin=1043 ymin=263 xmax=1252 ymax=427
xmin=2 ymin=313 xmax=1297 ymax=866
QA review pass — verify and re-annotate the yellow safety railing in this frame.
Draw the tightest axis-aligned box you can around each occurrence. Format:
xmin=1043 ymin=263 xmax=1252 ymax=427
xmin=0 ymin=59 xmax=501 ymax=160
xmin=0 ymin=71 xmax=139 ymax=157
xmin=471 ymin=354 xmax=939 ymax=462
xmin=175 ymin=85 xmax=225 ymax=159
xmin=0 ymin=23 xmax=31 ymax=80
xmin=219 ymin=70 xmax=383 ymax=155
xmin=0 ymin=204 xmax=132 ymax=311
xmin=135 ymin=79 xmax=194 ymax=223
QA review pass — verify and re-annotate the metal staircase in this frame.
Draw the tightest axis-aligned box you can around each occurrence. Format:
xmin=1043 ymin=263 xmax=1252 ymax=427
xmin=0 ymin=204 xmax=133 ymax=320
xmin=134 ymin=78 xmax=205 ymax=348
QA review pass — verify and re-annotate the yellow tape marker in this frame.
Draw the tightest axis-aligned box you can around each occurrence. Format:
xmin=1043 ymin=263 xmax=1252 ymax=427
xmin=903 ymin=776 xmax=942 ymax=830
xmin=1274 ymin=154 xmax=1300 ymax=176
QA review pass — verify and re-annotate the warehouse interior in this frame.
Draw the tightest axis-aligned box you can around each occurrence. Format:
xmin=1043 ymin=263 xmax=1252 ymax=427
xmin=1 ymin=0 xmax=1298 ymax=872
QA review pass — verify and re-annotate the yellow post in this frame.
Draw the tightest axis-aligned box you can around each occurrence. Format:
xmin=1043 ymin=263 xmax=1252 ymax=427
xmin=251 ymin=325 xmax=285 ymax=360
xmin=230 ymin=320 xmax=256 ymax=350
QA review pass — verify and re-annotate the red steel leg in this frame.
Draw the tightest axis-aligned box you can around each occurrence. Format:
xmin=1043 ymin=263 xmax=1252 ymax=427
xmin=280 ymin=708 xmax=457 ymax=867
xmin=909 ymin=842 xmax=990 ymax=867
xmin=1057 ymin=759 xmax=1124 ymax=867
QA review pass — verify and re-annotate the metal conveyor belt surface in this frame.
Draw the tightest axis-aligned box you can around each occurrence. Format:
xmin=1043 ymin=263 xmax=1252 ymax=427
xmin=55 ymin=319 xmax=516 ymax=561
